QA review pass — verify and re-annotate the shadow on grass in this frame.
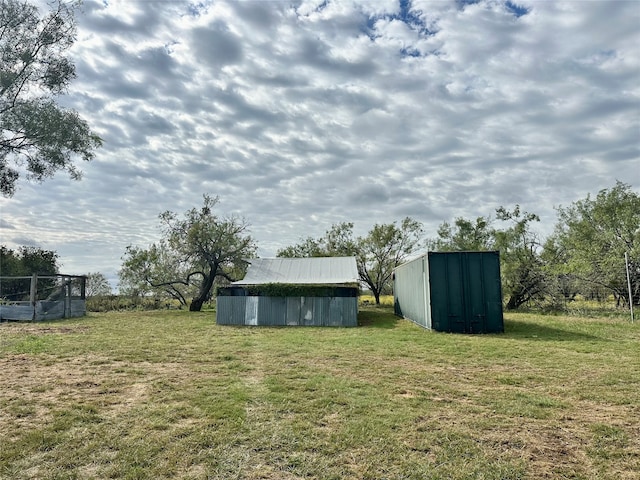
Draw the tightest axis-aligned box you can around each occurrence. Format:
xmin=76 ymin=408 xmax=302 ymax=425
xmin=358 ymin=308 xmax=400 ymax=329
xmin=356 ymin=306 xmax=607 ymax=342
xmin=503 ymin=319 xmax=604 ymax=342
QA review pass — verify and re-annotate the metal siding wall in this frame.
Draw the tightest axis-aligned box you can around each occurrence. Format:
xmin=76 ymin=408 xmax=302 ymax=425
xmin=235 ymin=297 xmax=249 ymax=325
xmin=483 ymin=252 xmax=504 ymax=333
xmin=428 ymin=251 xmax=504 ymax=334
xmin=421 ymin=255 xmax=432 ymax=329
xmin=393 ymin=255 xmax=429 ymax=328
xmin=245 ymin=297 xmax=259 ymax=325
xmin=446 ymin=253 xmax=466 ymax=332
xmin=216 ymin=296 xmax=357 ymax=326
xmin=467 ymin=253 xmax=487 ymax=333
xmin=328 ymin=297 xmax=341 ymax=327
xmin=309 ymin=298 xmax=325 ymax=326
xmin=468 ymin=254 xmax=485 ymax=316
xmin=0 ymin=305 xmax=34 ymax=321
xmin=216 ymin=297 xmax=247 ymax=325
xmin=35 ymin=301 xmax=65 ymax=321
xmin=286 ymin=297 xmax=302 ymax=325
xmin=0 ymin=300 xmax=86 ymax=321
xmin=69 ymin=300 xmax=86 ymax=318
xmin=259 ymin=297 xmax=286 ymax=326
xmin=427 ymin=253 xmax=447 ymax=331
xmin=300 ymin=297 xmax=315 ymax=325
xmin=216 ymin=297 xmax=229 ymax=325
xmin=341 ymin=297 xmax=358 ymax=327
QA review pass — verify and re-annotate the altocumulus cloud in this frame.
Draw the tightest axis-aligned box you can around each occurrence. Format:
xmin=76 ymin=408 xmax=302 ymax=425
xmin=0 ymin=0 xmax=638 ymax=289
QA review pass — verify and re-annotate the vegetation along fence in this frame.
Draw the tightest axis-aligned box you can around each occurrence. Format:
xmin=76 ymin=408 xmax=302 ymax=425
xmin=0 ymin=274 xmax=86 ymax=321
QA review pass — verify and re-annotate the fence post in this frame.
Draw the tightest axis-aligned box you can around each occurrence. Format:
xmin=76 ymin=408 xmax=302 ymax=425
xmin=30 ymin=274 xmax=37 ymax=306
xmin=30 ymin=273 xmax=37 ymax=321
xmin=65 ymin=277 xmax=72 ymax=318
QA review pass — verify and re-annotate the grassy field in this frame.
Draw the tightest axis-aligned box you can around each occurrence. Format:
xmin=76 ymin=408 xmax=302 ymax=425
xmin=0 ymin=307 xmax=638 ymax=480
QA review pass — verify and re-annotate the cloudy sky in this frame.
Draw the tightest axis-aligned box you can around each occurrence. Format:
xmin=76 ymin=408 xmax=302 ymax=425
xmin=1 ymin=0 xmax=639 ymax=289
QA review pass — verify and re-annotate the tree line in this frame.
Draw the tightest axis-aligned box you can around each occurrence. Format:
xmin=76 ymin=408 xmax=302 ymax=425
xmin=2 ymin=183 xmax=638 ymax=312
xmin=115 ymin=182 xmax=639 ymax=312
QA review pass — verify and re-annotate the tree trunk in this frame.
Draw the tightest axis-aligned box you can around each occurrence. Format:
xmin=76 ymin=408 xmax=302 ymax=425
xmin=505 ymin=282 xmax=525 ymax=310
xmin=505 ymin=295 xmax=519 ymax=310
xmin=373 ymin=289 xmax=381 ymax=305
xmin=189 ymin=269 xmax=216 ymax=312
xmin=506 ymin=287 xmax=528 ymax=310
xmin=189 ymin=297 xmax=204 ymax=311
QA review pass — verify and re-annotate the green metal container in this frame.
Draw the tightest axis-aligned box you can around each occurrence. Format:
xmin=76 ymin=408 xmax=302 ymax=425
xmin=394 ymin=251 xmax=504 ymax=334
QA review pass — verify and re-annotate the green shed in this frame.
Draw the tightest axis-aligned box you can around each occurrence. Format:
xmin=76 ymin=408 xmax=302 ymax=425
xmin=393 ymin=251 xmax=504 ymax=334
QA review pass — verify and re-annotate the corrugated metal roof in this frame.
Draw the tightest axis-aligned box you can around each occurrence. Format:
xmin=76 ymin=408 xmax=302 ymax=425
xmin=232 ymin=257 xmax=359 ymax=285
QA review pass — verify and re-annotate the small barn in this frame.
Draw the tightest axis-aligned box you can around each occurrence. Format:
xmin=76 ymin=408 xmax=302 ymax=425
xmin=393 ymin=251 xmax=504 ymax=334
xmin=216 ymin=257 xmax=359 ymax=327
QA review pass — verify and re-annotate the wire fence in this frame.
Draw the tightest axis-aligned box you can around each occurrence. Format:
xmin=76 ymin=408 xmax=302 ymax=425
xmin=0 ymin=274 xmax=86 ymax=321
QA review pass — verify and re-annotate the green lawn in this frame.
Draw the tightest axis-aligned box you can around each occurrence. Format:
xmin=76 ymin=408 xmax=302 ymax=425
xmin=1 ymin=308 xmax=638 ymax=479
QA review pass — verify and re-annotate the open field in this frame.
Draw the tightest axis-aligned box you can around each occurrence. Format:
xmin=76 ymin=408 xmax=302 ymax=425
xmin=1 ymin=308 xmax=639 ymax=479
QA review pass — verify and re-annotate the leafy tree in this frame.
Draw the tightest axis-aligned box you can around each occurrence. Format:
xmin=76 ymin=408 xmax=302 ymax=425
xmin=277 ymin=236 xmax=324 ymax=258
xmin=549 ymin=182 xmax=640 ymax=307
xmin=0 ymin=245 xmax=20 ymax=275
xmin=0 ymin=245 xmax=59 ymax=300
xmin=431 ymin=210 xmax=547 ymax=310
xmin=430 ymin=216 xmax=495 ymax=251
xmin=119 ymin=240 xmax=196 ymax=307
xmin=84 ymin=272 xmax=112 ymax=297
xmin=278 ymin=218 xmax=424 ymax=305
xmin=0 ymin=0 xmax=102 ymax=196
xmin=277 ymin=222 xmax=358 ymax=258
xmin=324 ymin=221 xmax=359 ymax=256
xmin=539 ymin=235 xmax=580 ymax=307
xmin=494 ymin=205 xmax=547 ymax=310
xmin=119 ymin=195 xmax=257 ymax=311
xmin=277 ymin=222 xmax=357 ymax=258
xmin=357 ymin=217 xmax=424 ymax=304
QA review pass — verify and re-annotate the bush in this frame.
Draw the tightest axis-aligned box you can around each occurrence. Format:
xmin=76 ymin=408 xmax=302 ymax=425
xmin=86 ymin=295 xmax=183 ymax=312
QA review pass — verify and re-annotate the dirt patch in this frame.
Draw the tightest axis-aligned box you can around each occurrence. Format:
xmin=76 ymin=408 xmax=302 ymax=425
xmin=0 ymin=323 xmax=90 ymax=335
xmin=514 ymin=424 xmax=591 ymax=478
xmin=0 ymin=353 xmax=193 ymax=439
xmin=395 ymin=388 xmax=418 ymax=398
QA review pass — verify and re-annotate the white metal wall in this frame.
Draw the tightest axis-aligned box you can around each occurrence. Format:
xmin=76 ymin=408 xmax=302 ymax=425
xmin=393 ymin=254 xmax=431 ymax=329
